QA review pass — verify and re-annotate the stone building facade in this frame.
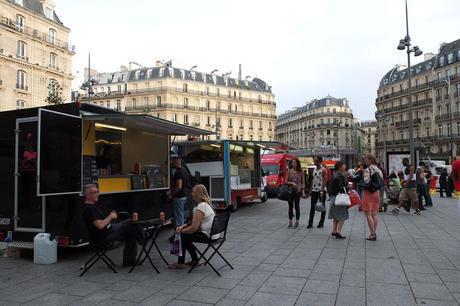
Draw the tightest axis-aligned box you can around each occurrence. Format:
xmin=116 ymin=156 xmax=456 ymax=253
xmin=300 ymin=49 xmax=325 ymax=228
xmin=79 ymin=62 xmax=276 ymax=141
xmin=375 ymin=39 xmax=460 ymax=162
xmin=276 ymin=95 xmax=358 ymax=159
xmin=0 ymin=0 xmax=74 ymax=111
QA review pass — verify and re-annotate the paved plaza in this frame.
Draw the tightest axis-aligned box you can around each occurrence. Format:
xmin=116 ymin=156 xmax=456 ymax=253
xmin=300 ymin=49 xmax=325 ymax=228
xmin=1 ymin=195 xmax=460 ymax=305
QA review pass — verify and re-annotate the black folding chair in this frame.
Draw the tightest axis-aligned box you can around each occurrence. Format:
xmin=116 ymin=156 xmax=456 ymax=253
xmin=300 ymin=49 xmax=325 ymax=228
xmin=79 ymin=240 xmax=117 ymax=276
xmin=188 ymin=212 xmax=233 ymax=276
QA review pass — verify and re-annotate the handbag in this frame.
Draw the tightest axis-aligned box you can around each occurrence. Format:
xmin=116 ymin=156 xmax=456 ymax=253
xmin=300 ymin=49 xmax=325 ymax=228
xmin=348 ymin=189 xmax=361 ymax=207
xmin=277 ymin=184 xmax=293 ymax=201
xmin=369 ymin=171 xmax=385 ymax=193
xmin=314 ymin=202 xmax=326 ymax=212
xmin=335 ymin=187 xmax=351 ymax=206
xmin=170 ymin=233 xmax=182 ymax=257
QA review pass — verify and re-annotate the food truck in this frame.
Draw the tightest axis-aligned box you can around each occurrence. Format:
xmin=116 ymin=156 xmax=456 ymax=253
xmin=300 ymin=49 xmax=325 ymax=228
xmin=173 ymin=140 xmax=279 ymax=211
xmin=0 ymin=103 xmax=210 ymax=247
xmin=261 ymin=153 xmax=298 ymax=196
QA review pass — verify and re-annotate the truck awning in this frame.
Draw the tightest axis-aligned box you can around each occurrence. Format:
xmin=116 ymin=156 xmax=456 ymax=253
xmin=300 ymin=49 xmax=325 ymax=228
xmin=83 ymin=114 xmax=213 ymax=136
xmin=174 ymin=140 xmax=294 ymax=150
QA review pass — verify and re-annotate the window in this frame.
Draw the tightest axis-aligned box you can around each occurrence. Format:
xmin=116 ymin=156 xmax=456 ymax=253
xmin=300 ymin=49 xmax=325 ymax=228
xmin=446 ymin=69 xmax=451 ymax=80
xmin=16 ymin=70 xmax=26 ymax=90
xmin=438 ymin=124 xmax=443 ymax=136
xmin=49 ymin=29 xmax=56 ymax=45
xmin=143 ymin=96 xmax=148 ymax=106
xmin=183 ymin=97 xmax=188 ymax=108
xmin=457 ymin=122 xmax=460 ymax=136
xmin=457 ymin=65 xmax=460 ymax=77
xmin=217 ymin=101 xmax=221 ymax=111
xmin=156 ymin=96 xmax=161 ymax=106
xmin=16 ymin=99 xmax=25 ymax=109
xmin=448 ymin=53 xmax=454 ymax=64
xmin=16 ymin=41 xmax=26 ymax=59
xmin=436 ymin=88 xmax=441 ymax=100
xmin=206 ymin=116 xmax=210 ymax=126
xmin=183 ymin=114 xmax=189 ymax=124
xmin=240 ymin=119 xmax=243 ymax=128
xmin=45 ymin=7 xmax=53 ymax=19
xmin=439 ymin=56 xmax=445 ymax=66
xmin=216 ymin=88 xmax=220 ymax=97
xmin=14 ymin=0 xmax=23 ymax=5
xmin=116 ymin=100 xmax=121 ymax=111
xmin=206 ymin=87 xmax=209 ymax=96
xmin=106 ymin=101 xmax=111 ymax=108
xmin=131 ymin=98 xmax=136 ymax=108
xmin=447 ymin=123 xmax=451 ymax=136
xmin=172 ymin=113 xmax=177 ymax=122
xmin=250 ymin=120 xmax=253 ymax=129
xmin=228 ymin=118 xmax=233 ymax=127
xmin=228 ymin=103 xmax=232 ymax=113
xmin=269 ymin=122 xmax=272 ymax=130
xmin=16 ymin=15 xmax=25 ymax=32
xmin=259 ymin=121 xmax=262 ymax=129
xmin=206 ymin=100 xmax=210 ymax=110
xmin=183 ymin=83 xmax=188 ymax=93
xmin=117 ymin=85 xmax=122 ymax=92
xmin=49 ymin=53 xmax=57 ymax=68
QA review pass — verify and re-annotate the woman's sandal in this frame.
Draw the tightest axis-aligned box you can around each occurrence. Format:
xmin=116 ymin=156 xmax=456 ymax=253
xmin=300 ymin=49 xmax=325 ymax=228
xmin=366 ymin=233 xmax=377 ymax=241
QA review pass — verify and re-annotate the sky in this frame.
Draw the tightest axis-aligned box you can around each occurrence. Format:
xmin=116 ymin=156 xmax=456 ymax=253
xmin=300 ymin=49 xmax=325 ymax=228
xmin=54 ymin=0 xmax=459 ymax=121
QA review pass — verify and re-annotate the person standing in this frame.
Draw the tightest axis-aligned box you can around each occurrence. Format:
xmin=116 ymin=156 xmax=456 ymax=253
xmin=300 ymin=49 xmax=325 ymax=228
xmin=439 ymin=170 xmax=448 ymax=198
xmin=447 ymin=170 xmax=454 ymax=197
xmin=378 ymin=161 xmax=388 ymax=212
xmin=328 ymin=161 xmax=349 ymax=239
xmin=307 ymin=156 xmax=327 ymax=229
xmin=423 ymin=164 xmax=433 ymax=207
xmin=286 ymin=158 xmax=304 ymax=228
xmin=361 ymin=154 xmax=383 ymax=241
xmin=415 ymin=162 xmax=429 ymax=210
xmin=168 ymin=156 xmax=189 ymax=227
xmin=391 ymin=157 xmax=420 ymax=215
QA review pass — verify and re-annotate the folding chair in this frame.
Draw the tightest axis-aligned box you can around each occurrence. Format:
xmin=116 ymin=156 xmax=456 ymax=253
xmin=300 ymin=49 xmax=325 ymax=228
xmin=79 ymin=240 xmax=117 ymax=276
xmin=188 ymin=212 xmax=234 ymax=276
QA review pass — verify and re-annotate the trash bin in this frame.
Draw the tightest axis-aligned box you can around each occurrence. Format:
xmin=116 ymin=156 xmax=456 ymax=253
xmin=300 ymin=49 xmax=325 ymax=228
xmin=33 ymin=233 xmax=57 ymax=264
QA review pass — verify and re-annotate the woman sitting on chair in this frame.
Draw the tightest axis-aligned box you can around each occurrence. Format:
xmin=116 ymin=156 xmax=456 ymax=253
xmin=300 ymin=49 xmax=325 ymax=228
xmin=169 ymin=184 xmax=215 ymax=269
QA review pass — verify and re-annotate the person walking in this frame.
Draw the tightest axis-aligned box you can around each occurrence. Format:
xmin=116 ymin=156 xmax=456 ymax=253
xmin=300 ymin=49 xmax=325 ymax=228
xmin=307 ymin=156 xmax=327 ymax=229
xmin=328 ymin=161 xmax=349 ymax=239
xmin=286 ymin=158 xmax=304 ymax=228
xmin=391 ymin=157 xmax=420 ymax=215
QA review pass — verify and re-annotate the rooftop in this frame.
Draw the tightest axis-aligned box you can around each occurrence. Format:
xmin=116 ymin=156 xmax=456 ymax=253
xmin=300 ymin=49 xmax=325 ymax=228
xmin=8 ymin=0 xmax=64 ymax=26
xmin=278 ymin=95 xmax=351 ymax=120
xmin=92 ymin=64 xmax=273 ymax=93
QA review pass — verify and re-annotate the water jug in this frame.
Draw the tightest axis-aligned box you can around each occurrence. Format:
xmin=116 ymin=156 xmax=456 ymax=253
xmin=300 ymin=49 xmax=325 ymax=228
xmin=33 ymin=233 xmax=57 ymax=264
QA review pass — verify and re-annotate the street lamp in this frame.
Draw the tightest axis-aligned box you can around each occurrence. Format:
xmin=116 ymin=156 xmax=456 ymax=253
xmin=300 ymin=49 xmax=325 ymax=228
xmin=397 ymin=0 xmax=423 ymax=165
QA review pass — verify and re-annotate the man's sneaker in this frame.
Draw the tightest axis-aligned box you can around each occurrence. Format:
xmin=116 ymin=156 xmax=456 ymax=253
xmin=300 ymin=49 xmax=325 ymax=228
xmin=414 ymin=209 xmax=421 ymax=215
xmin=391 ymin=208 xmax=400 ymax=215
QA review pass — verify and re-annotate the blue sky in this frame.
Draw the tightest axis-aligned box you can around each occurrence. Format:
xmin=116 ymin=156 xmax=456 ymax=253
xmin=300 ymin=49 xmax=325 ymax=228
xmin=55 ymin=0 xmax=458 ymax=120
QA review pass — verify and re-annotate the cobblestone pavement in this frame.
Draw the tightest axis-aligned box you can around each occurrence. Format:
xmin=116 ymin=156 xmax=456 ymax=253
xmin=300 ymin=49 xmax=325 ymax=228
xmin=1 ymin=195 xmax=460 ymax=305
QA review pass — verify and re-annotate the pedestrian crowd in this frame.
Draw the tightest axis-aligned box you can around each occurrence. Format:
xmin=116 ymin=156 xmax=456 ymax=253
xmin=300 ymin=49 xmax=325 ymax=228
xmin=279 ymin=154 xmax=455 ymax=241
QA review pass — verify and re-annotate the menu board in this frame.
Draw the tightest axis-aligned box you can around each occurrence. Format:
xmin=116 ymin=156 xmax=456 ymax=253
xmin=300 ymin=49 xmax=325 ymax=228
xmin=145 ymin=164 xmax=164 ymax=189
xmin=83 ymin=155 xmax=99 ymax=185
xmin=131 ymin=175 xmax=145 ymax=190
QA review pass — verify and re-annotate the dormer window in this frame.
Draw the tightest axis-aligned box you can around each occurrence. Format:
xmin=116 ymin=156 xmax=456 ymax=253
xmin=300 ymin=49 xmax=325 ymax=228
xmin=14 ymin=0 xmax=23 ymax=6
xmin=168 ymin=68 xmax=174 ymax=77
xmin=134 ymin=70 xmax=140 ymax=80
xmin=159 ymin=68 xmax=165 ymax=77
xmin=45 ymin=7 xmax=54 ymax=20
xmin=180 ymin=70 xmax=185 ymax=79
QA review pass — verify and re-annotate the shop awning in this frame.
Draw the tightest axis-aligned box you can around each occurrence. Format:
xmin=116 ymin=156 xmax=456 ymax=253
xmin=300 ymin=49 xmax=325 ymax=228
xmin=83 ymin=114 xmax=213 ymax=136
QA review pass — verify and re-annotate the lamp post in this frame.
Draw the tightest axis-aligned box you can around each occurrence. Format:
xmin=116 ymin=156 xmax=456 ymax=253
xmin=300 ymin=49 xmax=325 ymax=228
xmin=397 ymin=0 xmax=423 ymax=164
xmin=376 ymin=114 xmax=390 ymax=169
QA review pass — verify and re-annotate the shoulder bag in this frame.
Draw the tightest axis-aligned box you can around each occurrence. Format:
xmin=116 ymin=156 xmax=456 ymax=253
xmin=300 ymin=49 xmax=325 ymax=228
xmin=334 ymin=187 xmax=351 ymax=206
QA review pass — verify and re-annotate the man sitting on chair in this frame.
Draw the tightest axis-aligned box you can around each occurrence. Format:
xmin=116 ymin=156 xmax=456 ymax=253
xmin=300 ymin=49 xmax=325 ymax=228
xmin=82 ymin=184 xmax=137 ymax=266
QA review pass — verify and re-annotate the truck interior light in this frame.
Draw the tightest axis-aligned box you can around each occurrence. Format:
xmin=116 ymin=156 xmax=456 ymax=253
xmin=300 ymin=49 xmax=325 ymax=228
xmin=95 ymin=123 xmax=127 ymax=131
xmin=210 ymin=144 xmax=221 ymax=148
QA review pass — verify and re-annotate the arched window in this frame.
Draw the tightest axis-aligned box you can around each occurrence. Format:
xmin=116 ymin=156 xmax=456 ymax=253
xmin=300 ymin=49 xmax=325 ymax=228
xmin=17 ymin=41 xmax=27 ymax=59
xmin=16 ymin=15 xmax=25 ymax=32
xmin=49 ymin=52 xmax=57 ymax=69
xmin=16 ymin=70 xmax=27 ymax=90
xmin=16 ymin=99 xmax=26 ymax=109
xmin=49 ymin=28 xmax=56 ymax=44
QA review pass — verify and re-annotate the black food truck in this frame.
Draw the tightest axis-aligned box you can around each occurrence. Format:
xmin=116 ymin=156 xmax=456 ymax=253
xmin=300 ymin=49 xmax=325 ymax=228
xmin=0 ymin=103 xmax=210 ymax=248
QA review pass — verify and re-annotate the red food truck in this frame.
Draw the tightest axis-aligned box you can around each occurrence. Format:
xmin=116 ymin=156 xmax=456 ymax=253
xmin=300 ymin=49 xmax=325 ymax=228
xmin=261 ymin=153 xmax=298 ymax=196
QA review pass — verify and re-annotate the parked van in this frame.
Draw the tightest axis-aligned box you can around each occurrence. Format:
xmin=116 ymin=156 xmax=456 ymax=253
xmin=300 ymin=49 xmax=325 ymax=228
xmin=261 ymin=153 xmax=297 ymax=196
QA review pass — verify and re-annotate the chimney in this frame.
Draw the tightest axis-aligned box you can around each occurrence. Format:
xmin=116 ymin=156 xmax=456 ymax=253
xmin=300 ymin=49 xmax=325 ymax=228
xmin=156 ymin=60 xmax=163 ymax=67
xmin=238 ymin=64 xmax=242 ymax=80
xmin=423 ymin=52 xmax=435 ymax=61
xmin=120 ymin=65 xmax=128 ymax=71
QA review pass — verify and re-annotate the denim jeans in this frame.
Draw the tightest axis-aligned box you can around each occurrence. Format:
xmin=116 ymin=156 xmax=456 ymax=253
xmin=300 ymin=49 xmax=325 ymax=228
xmin=417 ymin=184 xmax=432 ymax=207
xmin=105 ymin=223 xmax=137 ymax=264
xmin=173 ymin=197 xmax=187 ymax=226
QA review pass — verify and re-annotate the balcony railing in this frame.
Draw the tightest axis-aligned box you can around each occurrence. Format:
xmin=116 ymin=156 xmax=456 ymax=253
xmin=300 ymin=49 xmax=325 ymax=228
xmin=15 ymin=84 xmax=28 ymax=91
xmin=86 ymin=85 xmax=275 ymax=106
xmin=121 ymin=102 xmax=277 ymax=119
xmin=0 ymin=16 xmax=76 ymax=53
xmin=435 ymin=112 xmax=460 ymax=121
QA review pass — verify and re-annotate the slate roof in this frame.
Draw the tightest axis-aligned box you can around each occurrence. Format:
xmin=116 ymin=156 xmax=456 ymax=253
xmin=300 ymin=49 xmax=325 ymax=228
xmin=11 ymin=0 xmax=64 ymax=25
xmin=278 ymin=95 xmax=351 ymax=120
xmin=93 ymin=65 xmax=272 ymax=93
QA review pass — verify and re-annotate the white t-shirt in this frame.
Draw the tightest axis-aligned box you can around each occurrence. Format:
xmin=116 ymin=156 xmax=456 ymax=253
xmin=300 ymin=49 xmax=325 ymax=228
xmin=196 ymin=202 xmax=216 ymax=238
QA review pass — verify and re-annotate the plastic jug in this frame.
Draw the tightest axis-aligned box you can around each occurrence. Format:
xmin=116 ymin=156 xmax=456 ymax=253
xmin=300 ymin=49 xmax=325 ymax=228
xmin=33 ymin=233 xmax=57 ymax=264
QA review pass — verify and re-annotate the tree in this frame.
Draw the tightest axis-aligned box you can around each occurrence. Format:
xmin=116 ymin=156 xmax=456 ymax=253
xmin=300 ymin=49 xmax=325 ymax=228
xmin=45 ymin=79 xmax=65 ymax=105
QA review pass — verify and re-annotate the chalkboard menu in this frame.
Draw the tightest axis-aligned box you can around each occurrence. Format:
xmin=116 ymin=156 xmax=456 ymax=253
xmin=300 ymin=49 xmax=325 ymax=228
xmin=131 ymin=175 xmax=145 ymax=190
xmin=145 ymin=165 xmax=164 ymax=189
xmin=83 ymin=155 xmax=99 ymax=185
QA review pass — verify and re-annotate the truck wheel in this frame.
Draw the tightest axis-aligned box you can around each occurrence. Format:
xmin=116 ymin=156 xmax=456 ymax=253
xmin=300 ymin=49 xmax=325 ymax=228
xmin=261 ymin=191 xmax=268 ymax=203
xmin=231 ymin=198 xmax=240 ymax=211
